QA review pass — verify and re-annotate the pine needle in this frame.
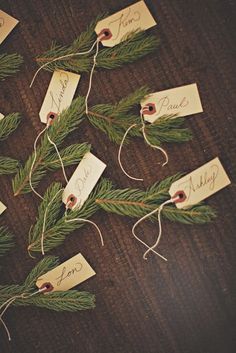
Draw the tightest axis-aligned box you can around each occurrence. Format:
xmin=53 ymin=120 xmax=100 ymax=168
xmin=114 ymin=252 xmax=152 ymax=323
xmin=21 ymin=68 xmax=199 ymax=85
xmin=0 ymin=113 xmax=21 ymax=141
xmin=0 ymin=157 xmax=19 ymax=175
xmin=0 ymin=53 xmax=23 ymax=81
xmin=12 ymin=97 xmax=88 ymax=196
xmin=35 ymin=16 xmax=159 ymax=74
xmin=0 ymin=226 xmax=13 ymax=257
xmin=0 ymin=256 xmax=95 ymax=311
xmin=28 ymin=175 xmax=216 ymax=254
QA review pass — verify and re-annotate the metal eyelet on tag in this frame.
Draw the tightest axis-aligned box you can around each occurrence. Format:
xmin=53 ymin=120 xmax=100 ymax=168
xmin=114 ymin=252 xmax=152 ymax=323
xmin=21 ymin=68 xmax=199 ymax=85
xmin=98 ymin=28 xmax=113 ymax=40
xmin=46 ymin=111 xmax=58 ymax=126
xmin=172 ymin=190 xmax=187 ymax=203
xmin=66 ymin=194 xmax=77 ymax=209
xmin=40 ymin=282 xmax=54 ymax=293
xmin=142 ymin=103 xmax=156 ymax=115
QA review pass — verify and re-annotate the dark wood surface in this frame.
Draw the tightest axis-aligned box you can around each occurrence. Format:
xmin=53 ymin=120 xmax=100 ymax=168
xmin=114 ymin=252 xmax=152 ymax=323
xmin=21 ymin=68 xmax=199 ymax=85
xmin=0 ymin=1 xmax=235 ymax=352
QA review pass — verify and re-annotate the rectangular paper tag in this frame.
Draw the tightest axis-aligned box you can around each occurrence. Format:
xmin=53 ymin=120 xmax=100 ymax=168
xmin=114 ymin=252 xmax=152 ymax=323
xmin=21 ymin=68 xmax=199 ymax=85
xmin=0 ymin=201 xmax=6 ymax=215
xmin=141 ymin=83 xmax=203 ymax=123
xmin=169 ymin=157 xmax=231 ymax=209
xmin=0 ymin=10 xmax=19 ymax=45
xmin=62 ymin=152 xmax=106 ymax=209
xmin=36 ymin=253 xmax=96 ymax=292
xmin=0 ymin=113 xmax=4 ymax=120
xmin=95 ymin=0 xmax=156 ymax=47
xmin=39 ymin=70 xmax=80 ymax=124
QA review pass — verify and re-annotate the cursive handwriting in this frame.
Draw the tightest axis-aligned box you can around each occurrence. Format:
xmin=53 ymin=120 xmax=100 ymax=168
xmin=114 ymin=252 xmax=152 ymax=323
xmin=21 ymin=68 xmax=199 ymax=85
xmin=49 ymin=71 xmax=69 ymax=113
xmin=178 ymin=164 xmax=219 ymax=201
xmin=109 ymin=7 xmax=141 ymax=40
xmin=74 ymin=165 xmax=92 ymax=198
xmin=156 ymin=96 xmax=189 ymax=115
xmin=56 ymin=262 xmax=83 ymax=287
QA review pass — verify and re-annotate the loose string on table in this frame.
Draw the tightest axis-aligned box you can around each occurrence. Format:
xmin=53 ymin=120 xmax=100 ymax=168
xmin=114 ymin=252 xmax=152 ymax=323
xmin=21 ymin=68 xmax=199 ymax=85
xmin=0 ymin=286 xmax=48 ymax=341
xmin=118 ymin=107 xmax=169 ymax=181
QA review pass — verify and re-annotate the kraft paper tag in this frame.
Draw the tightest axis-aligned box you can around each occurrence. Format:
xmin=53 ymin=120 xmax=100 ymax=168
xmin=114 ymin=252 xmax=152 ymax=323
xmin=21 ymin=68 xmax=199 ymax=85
xmin=62 ymin=152 xmax=106 ymax=209
xmin=36 ymin=253 xmax=96 ymax=292
xmin=0 ymin=113 xmax=4 ymax=120
xmin=0 ymin=201 xmax=6 ymax=215
xmin=141 ymin=83 xmax=203 ymax=123
xmin=0 ymin=10 xmax=19 ymax=45
xmin=169 ymin=157 xmax=231 ymax=209
xmin=95 ymin=0 xmax=156 ymax=47
xmin=39 ymin=70 xmax=80 ymax=124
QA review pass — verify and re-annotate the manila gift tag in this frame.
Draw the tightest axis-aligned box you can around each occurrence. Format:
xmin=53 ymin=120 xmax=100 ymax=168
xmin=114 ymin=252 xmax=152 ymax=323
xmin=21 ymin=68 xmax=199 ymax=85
xmin=62 ymin=152 xmax=106 ymax=209
xmin=95 ymin=0 xmax=156 ymax=47
xmin=0 ymin=113 xmax=4 ymax=120
xmin=39 ymin=70 xmax=80 ymax=124
xmin=0 ymin=201 xmax=6 ymax=215
xmin=141 ymin=83 xmax=203 ymax=123
xmin=36 ymin=253 xmax=96 ymax=292
xmin=169 ymin=157 xmax=231 ymax=209
xmin=0 ymin=10 xmax=19 ymax=45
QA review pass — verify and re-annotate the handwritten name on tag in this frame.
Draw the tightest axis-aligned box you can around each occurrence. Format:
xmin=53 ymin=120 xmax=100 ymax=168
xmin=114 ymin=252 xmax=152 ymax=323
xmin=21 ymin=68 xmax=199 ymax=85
xmin=0 ymin=113 xmax=4 ymax=120
xmin=95 ymin=0 xmax=156 ymax=47
xmin=62 ymin=152 xmax=106 ymax=209
xmin=141 ymin=83 xmax=203 ymax=123
xmin=169 ymin=157 xmax=231 ymax=209
xmin=39 ymin=70 xmax=80 ymax=124
xmin=0 ymin=10 xmax=19 ymax=45
xmin=0 ymin=201 xmax=6 ymax=215
xmin=36 ymin=253 xmax=96 ymax=292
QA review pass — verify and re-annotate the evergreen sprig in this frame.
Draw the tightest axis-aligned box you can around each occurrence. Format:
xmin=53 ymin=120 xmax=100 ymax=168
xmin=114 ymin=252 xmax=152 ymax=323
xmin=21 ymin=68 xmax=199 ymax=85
xmin=0 ymin=113 xmax=21 ymax=141
xmin=28 ymin=175 xmax=216 ymax=254
xmin=28 ymin=178 xmax=112 ymax=253
xmin=87 ymin=87 xmax=193 ymax=144
xmin=0 ymin=53 xmax=23 ymax=81
xmin=0 ymin=113 xmax=21 ymax=176
xmin=0 ymin=156 xmax=19 ymax=175
xmin=0 ymin=256 xmax=95 ymax=311
xmin=35 ymin=16 xmax=159 ymax=74
xmin=12 ymin=96 xmax=89 ymax=196
xmin=0 ymin=226 xmax=13 ymax=257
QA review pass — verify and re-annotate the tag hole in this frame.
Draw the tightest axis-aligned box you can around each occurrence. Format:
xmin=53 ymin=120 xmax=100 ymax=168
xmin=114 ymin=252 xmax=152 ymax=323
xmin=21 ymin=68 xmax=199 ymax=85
xmin=70 ymin=197 xmax=75 ymax=202
xmin=178 ymin=193 xmax=184 ymax=199
xmin=104 ymin=31 xmax=110 ymax=37
xmin=50 ymin=114 xmax=55 ymax=119
xmin=149 ymin=106 xmax=153 ymax=111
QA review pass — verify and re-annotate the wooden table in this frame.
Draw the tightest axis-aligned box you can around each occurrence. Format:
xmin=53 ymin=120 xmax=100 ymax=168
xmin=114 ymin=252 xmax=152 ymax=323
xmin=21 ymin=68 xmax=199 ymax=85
xmin=0 ymin=1 xmax=235 ymax=352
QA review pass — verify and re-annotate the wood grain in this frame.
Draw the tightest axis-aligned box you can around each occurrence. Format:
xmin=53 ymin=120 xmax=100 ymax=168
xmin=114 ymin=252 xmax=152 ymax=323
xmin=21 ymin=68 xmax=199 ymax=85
xmin=0 ymin=1 xmax=235 ymax=352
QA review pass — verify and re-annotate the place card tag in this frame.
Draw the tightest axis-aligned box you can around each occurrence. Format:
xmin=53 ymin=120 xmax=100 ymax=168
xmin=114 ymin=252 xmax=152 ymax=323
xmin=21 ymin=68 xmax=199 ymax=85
xmin=62 ymin=152 xmax=106 ymax=209
xmin=36 ymin=253 xmax=96 ymax=292
xmin=169 ymin=157 xmax=231 ymax=209
xmin=141 ymin=83 xmax=203 ymax=123
xmin=95 ymin=0 xmax=156 ymax=47
xmin=39 ymin=70 xmax=80 ymax=124
xmin=0 ymin=201 xmax=6 ymax=215
xmin=0 ymin=113 xmax=4 ymax=120
xmin=0 ymin=10 xmax=19 ymax=45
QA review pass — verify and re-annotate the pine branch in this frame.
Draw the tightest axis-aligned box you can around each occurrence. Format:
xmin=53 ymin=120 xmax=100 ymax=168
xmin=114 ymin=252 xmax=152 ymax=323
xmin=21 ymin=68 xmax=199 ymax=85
xmin=12 ymin=97 xmax=88 ymax=196
xmin=87 ymin=88 xmax=193 ymax=144
xmin=0 ymin=53 xmax=23 ymax=81
xmin=0 ymin=113 xmax=21 ymax=141
xmin=0 ymin=226 xmax=13 ymax=257
xmin=35 ymin=16 xmax=159 ymax=73
xmin=28 ymin=175 xmax=216 ymax=254
xmin=28 ymin=178 xmax=113 ymax=253
xmin=42 ymin=143 xmax=91 ymax=170
xmin=0 ymin=256 xmax=95 ymax=311
xmin=0 ymin=156 xmax=19 ymax=175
